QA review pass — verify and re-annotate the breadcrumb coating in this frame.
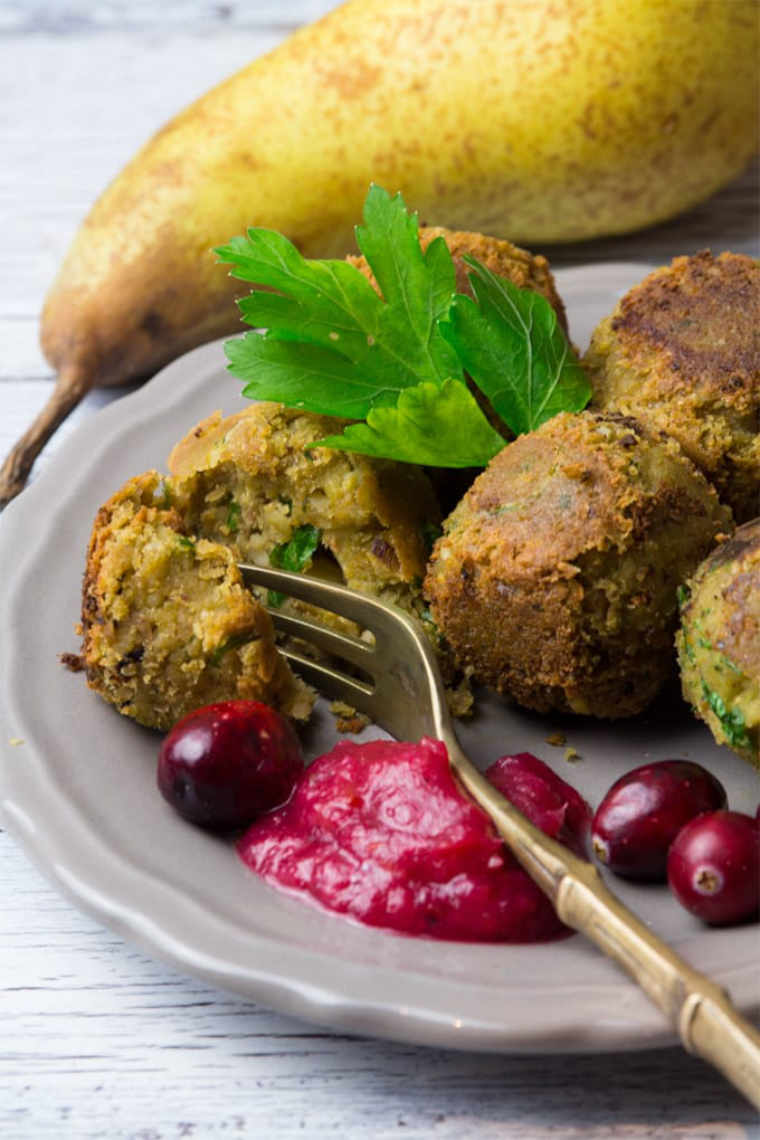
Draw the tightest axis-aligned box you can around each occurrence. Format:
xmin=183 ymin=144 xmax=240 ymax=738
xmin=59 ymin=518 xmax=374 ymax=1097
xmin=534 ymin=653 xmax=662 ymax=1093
xmin=79 ymin=471 xmax=313 ymax=730
xmin=425 ymin=411 xmax=732 ymax=719
xmin=584 ymin=251 xmax=760 ymax=522
xmin=677 ymin=519 xmax=760 ymax=769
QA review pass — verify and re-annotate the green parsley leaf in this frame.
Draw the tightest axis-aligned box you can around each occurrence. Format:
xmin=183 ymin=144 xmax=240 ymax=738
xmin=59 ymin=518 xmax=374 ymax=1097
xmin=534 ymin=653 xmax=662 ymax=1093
xmin=441 ymin=256 xmax=591 ymax=436
xmin=269 ymin=524 xmax=322 ymax=574
xmin=225 ymin=333 xmax=388 ymax=420
xmin=313 ymin=379 xmax=505 ymax=467
xmin=267 ymin=524 xmax=322 ymax=608
xmin=700 ymin=680 xmax=751 ymax=751
xmin=217 ymin=186 xmax=591 ymax=470
xmin=354 ymin=186 xmax=460 ymax=384
xmin=216 ymin=186 xmax=460 ymax=419
xmin=225 ymin=499 xmax=241 ymax=533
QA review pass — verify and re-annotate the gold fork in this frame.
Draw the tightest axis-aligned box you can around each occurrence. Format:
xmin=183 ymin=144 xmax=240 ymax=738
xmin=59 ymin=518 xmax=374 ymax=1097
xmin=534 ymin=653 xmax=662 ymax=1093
xmin=240 ymin=561 xmax=760 ymax=1106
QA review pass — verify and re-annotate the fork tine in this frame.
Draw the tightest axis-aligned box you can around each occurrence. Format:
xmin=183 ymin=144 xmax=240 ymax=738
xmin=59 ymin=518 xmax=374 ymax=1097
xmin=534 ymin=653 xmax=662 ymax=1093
xmin=279 ymin=647 xmax=376 ymax=713
xmin=238 ymin=562 xmax=392 ymax=628
xmin=268 ymin=609 xmax=374 ymax=671
xmin=239 ymin=559 xmax=446 ymax=740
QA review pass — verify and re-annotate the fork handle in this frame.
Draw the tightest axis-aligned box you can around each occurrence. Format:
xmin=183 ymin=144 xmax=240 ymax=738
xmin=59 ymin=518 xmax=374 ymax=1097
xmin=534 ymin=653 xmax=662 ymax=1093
xmin=556 ymin=868 xmax=760 ymax=1106
xmin=445 ymin=738 xmax=760 ymax=1108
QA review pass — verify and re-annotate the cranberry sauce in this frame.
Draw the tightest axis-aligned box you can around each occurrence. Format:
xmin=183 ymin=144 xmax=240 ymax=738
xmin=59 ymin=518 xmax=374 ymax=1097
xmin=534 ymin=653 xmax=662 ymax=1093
xmin=238 ymin=739 xmax=591 ymax=943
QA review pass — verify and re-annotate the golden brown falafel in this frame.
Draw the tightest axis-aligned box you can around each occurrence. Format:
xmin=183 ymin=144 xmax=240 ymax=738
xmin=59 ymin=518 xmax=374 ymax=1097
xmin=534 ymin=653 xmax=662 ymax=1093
xmin=79 ymin=471 xmax=313 ymax=730
xmin=584 ymin=251 xmax=760 ymax=522
xmin=425 ymin=411 xmax=732 ymax=719
xmin=677 ymin=519 xmax=760 ymax=769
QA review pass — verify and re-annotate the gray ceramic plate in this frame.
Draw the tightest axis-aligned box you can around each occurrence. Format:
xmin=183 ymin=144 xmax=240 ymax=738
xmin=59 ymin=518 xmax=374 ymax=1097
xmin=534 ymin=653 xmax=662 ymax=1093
xmin=1 ymin=263 xmax=758 ymax=1053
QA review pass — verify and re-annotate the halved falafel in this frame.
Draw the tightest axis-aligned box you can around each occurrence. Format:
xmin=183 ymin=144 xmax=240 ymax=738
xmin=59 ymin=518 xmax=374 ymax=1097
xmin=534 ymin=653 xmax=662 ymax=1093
xmin=425 ymin=411 xmax=732 ymax=719
xmin=677 ymin=519 xmax=760 ymax=769
xmin=584 ymin=251 xmax=760 ymax=522
xmin=79 ymin=471 xmax=313 ymax=730
xmin=167 ymin=402 xmax=440 ymax=609
xmin=167 ymin=403 xmax=473 ymax=717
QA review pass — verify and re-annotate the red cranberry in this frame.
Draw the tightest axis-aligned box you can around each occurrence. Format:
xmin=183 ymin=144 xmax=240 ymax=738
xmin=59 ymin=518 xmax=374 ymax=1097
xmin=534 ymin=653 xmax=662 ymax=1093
xmin=667 ymin=811 xmax=760 ymax=926
xmin=591 ymin=760 xmax=726 ymax=881
xmin=158 ymin=700 xmax=304 ymax=829
xmin=486 ymin=752 xmax=591 ymax=859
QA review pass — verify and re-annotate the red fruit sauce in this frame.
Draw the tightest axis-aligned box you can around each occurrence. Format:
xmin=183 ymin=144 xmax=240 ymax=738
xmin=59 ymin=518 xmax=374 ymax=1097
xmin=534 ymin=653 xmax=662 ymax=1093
xmin=237 ymin=738 xmax=591 ymax=943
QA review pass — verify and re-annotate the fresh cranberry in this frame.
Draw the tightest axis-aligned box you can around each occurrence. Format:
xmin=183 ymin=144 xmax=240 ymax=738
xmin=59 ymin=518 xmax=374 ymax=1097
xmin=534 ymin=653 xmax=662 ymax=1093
xmin=485 ymin=752 xmax=592 ymax=859
xmin=667 ymin=811 xmax=760 ymax=926
xmin=591 ymin=760 xmax=726 ymax=881
xmin=158 ymin=700 xmax=303 ymax=829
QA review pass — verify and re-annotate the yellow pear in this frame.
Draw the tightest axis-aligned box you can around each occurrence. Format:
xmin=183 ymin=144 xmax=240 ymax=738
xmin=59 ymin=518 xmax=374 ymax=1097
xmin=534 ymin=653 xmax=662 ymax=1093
xmin=2 ymin=0 xmax=757 ymax=503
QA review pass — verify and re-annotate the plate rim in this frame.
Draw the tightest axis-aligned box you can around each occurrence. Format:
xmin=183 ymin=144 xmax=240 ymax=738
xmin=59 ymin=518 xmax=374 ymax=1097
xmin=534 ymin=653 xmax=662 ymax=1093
xmin=2 ymin=262 xmax=758 ymax=1054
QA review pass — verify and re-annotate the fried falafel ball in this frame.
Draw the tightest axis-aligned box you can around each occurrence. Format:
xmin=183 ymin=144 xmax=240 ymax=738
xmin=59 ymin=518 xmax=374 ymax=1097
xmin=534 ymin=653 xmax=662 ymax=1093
xmin=584 ymin=251 xmax=760 ymax=522
xmin=79 ymin=471 xmax=314 ymax=730
xmin=677 ymin=519 xmax=760 ymax=769
xmin=167 ymin=403 xmax=472 ymax=717
xmin=425 ymin=411 xmax=732 ymax=719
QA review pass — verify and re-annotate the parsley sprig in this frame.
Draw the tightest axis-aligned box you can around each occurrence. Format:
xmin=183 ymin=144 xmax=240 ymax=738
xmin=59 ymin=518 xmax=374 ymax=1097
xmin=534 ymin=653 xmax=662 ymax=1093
xmin=216 ymin=186 xmax=589 ymax=467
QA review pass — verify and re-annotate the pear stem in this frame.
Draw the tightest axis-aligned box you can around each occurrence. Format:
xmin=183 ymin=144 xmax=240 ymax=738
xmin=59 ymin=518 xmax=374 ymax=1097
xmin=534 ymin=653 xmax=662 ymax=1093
xmin=0 ymin=366 xmax=90 ymax=507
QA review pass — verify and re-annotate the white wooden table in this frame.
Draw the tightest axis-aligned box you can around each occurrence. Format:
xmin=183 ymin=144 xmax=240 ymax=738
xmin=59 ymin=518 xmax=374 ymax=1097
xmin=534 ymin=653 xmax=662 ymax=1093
xmin=1 ymin=4 xmax=759 ymax=1136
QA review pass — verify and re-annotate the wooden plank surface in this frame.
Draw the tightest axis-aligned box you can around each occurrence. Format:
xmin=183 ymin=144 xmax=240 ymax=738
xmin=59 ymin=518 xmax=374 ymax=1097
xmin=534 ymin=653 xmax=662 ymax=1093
xmin=1 ymin=4 xmax=758 ymax=1137
xmin=0 ymin=838 xmax=756 ymax=1140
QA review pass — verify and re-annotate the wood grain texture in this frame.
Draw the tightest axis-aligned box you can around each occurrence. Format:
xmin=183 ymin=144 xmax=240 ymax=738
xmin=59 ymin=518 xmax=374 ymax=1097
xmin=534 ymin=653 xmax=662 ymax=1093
xmin=0 ymin=834 xmax=756 ymax=1140
xmin=0 ymin=1 xmax=335 ymax=33
xmin=0 ymin=4 xmax=758 ymax=1137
